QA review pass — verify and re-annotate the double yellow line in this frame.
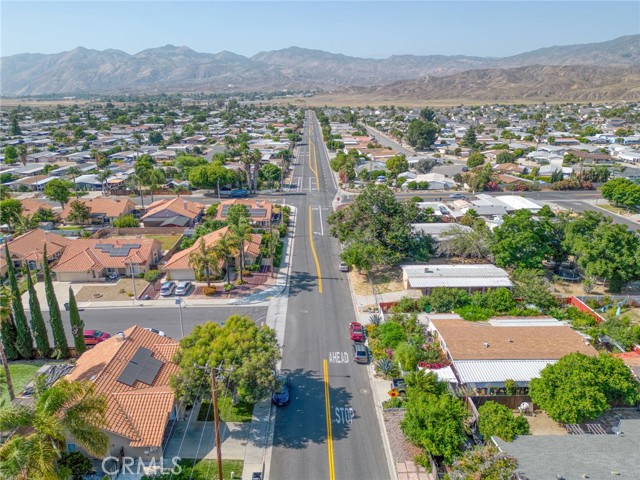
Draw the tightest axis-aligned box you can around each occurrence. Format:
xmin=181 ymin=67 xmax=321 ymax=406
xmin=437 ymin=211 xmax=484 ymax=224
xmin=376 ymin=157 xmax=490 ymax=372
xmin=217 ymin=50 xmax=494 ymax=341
xmin=323 ymin=359 xmax=336 ymax=480
xmin=308 ymin=126 xmax=320 ymax=187
xmin=308 ymin=206 xmax=323 ymax=294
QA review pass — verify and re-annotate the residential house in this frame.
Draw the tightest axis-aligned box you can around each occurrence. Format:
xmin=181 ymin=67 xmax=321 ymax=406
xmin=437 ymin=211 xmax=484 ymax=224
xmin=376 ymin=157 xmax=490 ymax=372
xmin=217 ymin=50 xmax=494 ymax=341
xmin=214 ymin=199 xmax=274 ymax=228
xmin=53 ymin=238 xmax=161 ymax=282
xmin=61 ymin=197 xmax=136 ymax=225
xmin=1 ymin=229 xmax=71 ymax=275
xmin=163 ymin=226 xmax=262 ymax=281
xmin=402 ymin=264 xmax=513 ymax=295
xmin=65 ymin=326 xmax=182 ymax=462
xmin=20 ymin=198 xmax=54 ymax=217
xmin=494 ymin=419 xmax=640 ymax=479
xmin=411 ymin=223 xmax=471 ymax=242
xmin=8 ymin=175 xmax=56 ymax=192
xmin=141 ymin=198 xmax=204 ymax=228
xmin=428 ymin=314 xmax=597 ymax=394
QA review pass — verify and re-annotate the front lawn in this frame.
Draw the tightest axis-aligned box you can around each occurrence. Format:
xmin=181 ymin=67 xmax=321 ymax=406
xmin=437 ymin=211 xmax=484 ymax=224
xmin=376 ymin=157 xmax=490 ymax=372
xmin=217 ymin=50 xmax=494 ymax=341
xmin=197 ymin=396 xmax=254 ymax=423
xmin=1 ymin=361 xmax=45 ymax=403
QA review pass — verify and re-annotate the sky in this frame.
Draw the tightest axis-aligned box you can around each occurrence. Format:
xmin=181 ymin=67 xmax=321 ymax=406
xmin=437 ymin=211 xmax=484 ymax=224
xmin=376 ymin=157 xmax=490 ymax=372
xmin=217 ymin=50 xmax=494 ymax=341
xmin=1 ymin=1 xmax=638 ymax=59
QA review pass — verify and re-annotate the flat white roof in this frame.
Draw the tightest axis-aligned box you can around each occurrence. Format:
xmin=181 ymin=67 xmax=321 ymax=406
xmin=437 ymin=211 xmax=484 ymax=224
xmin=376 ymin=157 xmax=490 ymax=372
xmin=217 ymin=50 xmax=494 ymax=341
xmin=494 ymin=195 xmax=542 ymax=212
xmin=453 ymin=359 xmax=556 ymax=385
xmin=403 ymin=264 xmax=512 ymax=289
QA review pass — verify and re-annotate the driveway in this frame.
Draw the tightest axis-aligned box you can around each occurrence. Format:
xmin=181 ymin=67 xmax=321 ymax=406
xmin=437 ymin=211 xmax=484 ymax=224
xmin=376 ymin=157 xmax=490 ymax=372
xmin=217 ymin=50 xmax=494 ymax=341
xmin=21 ymin=280 xmax=82 ymax=311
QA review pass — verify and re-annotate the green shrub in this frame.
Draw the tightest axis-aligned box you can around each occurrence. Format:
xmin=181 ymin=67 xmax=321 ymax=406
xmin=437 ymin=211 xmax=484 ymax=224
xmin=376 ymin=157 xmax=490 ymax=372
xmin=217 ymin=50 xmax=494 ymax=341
xmin=203 ymin=286 xmax=216 ymax=296
xmin=456 ymin=305 xmax=494 ymax=321
xmin=383 ymin=396 xmax=406 ymax=409
xmin=478 ymin=401 xmax=530 ymax=442
xmin=112 ymin=213 xmax=139 ymax=228
xmin=373 ymin=321 xmax=407 ymax=349
xmin=395 ymin=341 xmax=421 ymax=371
xmin=58 ymin=451 xmax=93 ymax=480
xmin=391 ymin=296 xmax=419 ymax=313
xmin=375 ymin=358 xmax=399 ymax=378
xmin=428 ymin=288 xmax=469 ymax=312
xmin=484 ymin=288 xmax=516 ymax=312
xmin=144 ymin=269 xmax=161 ymax=283
xmin=223 ymin=283 xmax=234 ymax=291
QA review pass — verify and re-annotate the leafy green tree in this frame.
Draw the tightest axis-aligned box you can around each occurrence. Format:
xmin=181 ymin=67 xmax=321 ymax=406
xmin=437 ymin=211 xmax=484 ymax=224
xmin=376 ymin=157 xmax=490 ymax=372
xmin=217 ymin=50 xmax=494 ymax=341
xmin=402 ymin=389 xmax=469 ymax=464
xmin=5 ymin=242 xmax=33 ymax=358
xmin=574 ymin=223 xmax=639 ymax=292
xmin=511 ymin=269 xmax=557 ymax=309
xmin=170 ymin=316 xmax=280 ymax=404
xmin=530 ymin=353 xmax=640 ymax=424
xmin=394 ymin=341 xmax=421 ymax=371
xmin=601 ymin=178 xmax=640 ymax=208
xmin=44 ymin=179 xmax=73 ymax=208
xmin=449 ymin=445 xmax=519 ymax=480
xmin=67 ymin=288 xmax=86 ymax=356
xmin=228 ymin=217 xmax=253 ymax=283
xmin=371 ymin=321 xmax=406 ymax=349
xmin=9 ymin=117 xmax=22 ymax=136
xmin=419 ymin=108 xmax=436 ymax=121
xmin=438 ymin=223 xmax=492 ymax=259
xmin=3 ymin=145 xmax=18 ymax=163
xmin=189 ymin=237 xmax=221 ymax=287
xmin=328 ymin=184 xmax=431 ymax=270
xmin=0 ymin=378 xmax=108 ymax=479
xmin=43 ymin=245 xmax=68 ymax=358
xmin=482 ymin=288 xmax=517 ymax=313
xmin=386 ymin=154 xmax=409 ymax=177
xmin=490 ymin=210 xmax=550 ymax=269
xmin=414 ymin=157 xmax=436 ymax=174
xmin=460 ymin=125 xmax=477 ymax=148
xmin=0 ymin=198 xmax=23 ymax=231
xmin=25 ymin=268 xmax=50 ymax=358
xmin=258 ymin=163 xmax=282 ymax=188
xmin=112 ymin=214 xmax=139 ymax=228
xmin=148 ymin=131 xmax=164 ymax=145
xmin=478 ymin=401 xmax=530 ymax=442
xmin=428 ymin=288 xmax=470 ymax=312
xmin=406 ymin=119 xmax=439 ymax=150
xmin=67 ymin=200 xmax=91 ymax=225
xmin=562 ymin=210 xmax=610 ymax=254
xmin=466 ymin=152 xmax=485 ymax=168
xmin=495 ymin=151 xmax=516 ymax=164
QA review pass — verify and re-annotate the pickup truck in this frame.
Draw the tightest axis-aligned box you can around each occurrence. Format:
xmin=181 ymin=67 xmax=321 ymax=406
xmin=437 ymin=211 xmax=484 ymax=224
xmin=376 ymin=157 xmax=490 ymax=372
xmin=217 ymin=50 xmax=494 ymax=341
xmin=391 ymin=378 xmax=406 ymax=394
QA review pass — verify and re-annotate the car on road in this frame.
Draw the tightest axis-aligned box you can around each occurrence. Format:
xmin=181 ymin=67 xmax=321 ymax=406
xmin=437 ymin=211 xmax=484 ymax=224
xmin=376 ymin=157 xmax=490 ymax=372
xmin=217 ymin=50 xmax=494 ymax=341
xmin=272 ymin=374 xmax=291 ymax=406
xmin=83 ymin=330 xmax=111 ymax=346
xmin=353 ymin=343 xmax=369 ymax=364
xmin=144 ymin=327 xmax=167 ymax=337
xmin=349 ymin=322 xmax=365 ymax=342
xmin=160 ymin=281 xmax=176 ymax=297
xmin=228 ymin=188 xmax=249 ymax=198
xmin=338 ymin=262 xmax=349 ymax=272
xmin=175 ymin=281 xmax=192 ymax=296
xmin=449 ymin=193 xmax=466 ymax=199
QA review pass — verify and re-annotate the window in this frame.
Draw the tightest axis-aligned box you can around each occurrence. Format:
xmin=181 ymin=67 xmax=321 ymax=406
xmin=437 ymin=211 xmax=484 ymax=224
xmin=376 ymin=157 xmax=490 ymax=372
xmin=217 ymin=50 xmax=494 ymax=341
xmin=67 ymin=443 xmax=77 ymax=453
xmin=28 ymin=261 xmax=37 ymax=270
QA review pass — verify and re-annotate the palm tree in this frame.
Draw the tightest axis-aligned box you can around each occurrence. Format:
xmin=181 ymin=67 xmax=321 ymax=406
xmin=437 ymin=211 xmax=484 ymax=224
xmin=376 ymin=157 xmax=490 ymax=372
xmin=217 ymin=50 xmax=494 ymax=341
xmin=214 ymin=236 xmax=236 ymax=284
xmin=228 ymin=218 xmax=253 ymax=283
xmin=96 ymin=169 xmax=111 ymax=196
xmin=66 ymin=166 xmax=82 ymax=199
xmin=0 ymin=378 xmax=108 ymax=480
xmin=189 ymin=238 xmax=220 ymax=287
xmin=125 ymin=174 xmax=145 ymax=209
xmin=251 ymin=148 xmax=262 ymax=192
xmin=240 ymin=149 xmax=253 ymax=192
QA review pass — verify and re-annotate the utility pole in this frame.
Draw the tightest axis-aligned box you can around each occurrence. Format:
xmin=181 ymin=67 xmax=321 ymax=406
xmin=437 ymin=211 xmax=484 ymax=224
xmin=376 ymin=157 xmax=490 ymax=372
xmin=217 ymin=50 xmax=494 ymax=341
xmin=127 ymin=260 xmax=137 ymax=301
xmin=194 ymin=362 xmax=228 ymax=480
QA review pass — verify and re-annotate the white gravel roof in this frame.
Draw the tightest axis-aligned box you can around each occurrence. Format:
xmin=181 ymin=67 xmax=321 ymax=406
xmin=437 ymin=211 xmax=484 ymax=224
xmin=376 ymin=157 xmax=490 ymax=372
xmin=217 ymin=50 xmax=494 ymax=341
xmin=453 ymin=359 xmax=556 ymax=385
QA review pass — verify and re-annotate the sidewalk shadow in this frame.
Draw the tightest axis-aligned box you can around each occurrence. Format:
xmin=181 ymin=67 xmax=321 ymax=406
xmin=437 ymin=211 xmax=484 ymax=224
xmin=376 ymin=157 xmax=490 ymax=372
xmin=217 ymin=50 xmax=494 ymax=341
xmin=270 ymin=367 xmax=353 ymax=450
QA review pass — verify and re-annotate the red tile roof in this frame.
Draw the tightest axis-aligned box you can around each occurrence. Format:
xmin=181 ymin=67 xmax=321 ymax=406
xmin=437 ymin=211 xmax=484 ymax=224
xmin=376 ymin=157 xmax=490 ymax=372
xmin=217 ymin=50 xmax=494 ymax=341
xmin=66 ymin=325 xmax=180 ymax=447
xmin=53 ymin=238 xmax=160 ymax=273
xmin=141 ymin=197 xmax=204 ymax=221
xmin=5 ymin=229 xmax=71 ymax=263
xmin=60 ymin=197 xmax=135 ymax=221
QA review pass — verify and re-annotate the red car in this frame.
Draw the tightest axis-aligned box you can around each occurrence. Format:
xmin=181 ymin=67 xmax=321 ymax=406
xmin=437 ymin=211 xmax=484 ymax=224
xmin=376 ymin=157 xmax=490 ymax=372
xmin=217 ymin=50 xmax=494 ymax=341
xmin=83 ymin=330 xmax=111 ymax=346
xmin=349 ymin=322 xmax=365 ymax=342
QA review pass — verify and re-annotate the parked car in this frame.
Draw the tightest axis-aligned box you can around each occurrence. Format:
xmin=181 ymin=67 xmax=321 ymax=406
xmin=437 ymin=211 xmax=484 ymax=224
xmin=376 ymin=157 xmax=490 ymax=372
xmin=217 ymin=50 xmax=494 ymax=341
xmin=449 ymin=193 xmax=466 ymax=199
xmin=144 ymin=327 xmax=167 ymax=337
xmin=352 ymin=343 xmax=369 ymax=364
xmin=83 ymin=330 xmax=111 ymax=346
xmin=228 ymin=188 xmax=249 ymax=198
xmin=160 ymin=281 xmax=176 ymax=297
xmin=272 ymin=374 xmax=291 ymax=406
xmin=349 ymin=322 xmax=365 ymax=342
xmin=338 ymin=262 xmax=349 ymax=272
xmin=175 ymin=281 xmax=192 ymax=296
xmin=391 ymin=378 xmax=406 ymax=394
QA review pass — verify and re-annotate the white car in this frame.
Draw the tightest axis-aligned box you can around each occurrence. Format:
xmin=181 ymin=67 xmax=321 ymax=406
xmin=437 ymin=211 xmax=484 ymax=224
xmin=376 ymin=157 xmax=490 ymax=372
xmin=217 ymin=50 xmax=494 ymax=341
xmin=175 ymin=281 xmax=192 ymax=296
xmin=144 ymin=327 xmax=167 ymax=337
xmin=339 ymin=262 xmax=349 ymax=272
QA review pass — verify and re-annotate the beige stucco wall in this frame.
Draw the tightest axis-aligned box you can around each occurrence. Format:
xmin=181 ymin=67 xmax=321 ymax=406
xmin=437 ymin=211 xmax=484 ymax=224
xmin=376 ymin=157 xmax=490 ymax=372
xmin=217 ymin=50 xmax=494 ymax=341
xmin=56 ymin=271 xmax=102 ymax=283
xmin=164 ymin=268 xmax=195 ymax=281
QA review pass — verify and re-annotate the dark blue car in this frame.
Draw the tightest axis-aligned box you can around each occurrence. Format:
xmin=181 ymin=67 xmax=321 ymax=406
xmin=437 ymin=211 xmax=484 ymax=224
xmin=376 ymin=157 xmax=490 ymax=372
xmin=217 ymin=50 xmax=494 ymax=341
xmin=228 ymin=189 xmax=249 ymax=198
xmin=272 ymin=374 xmax=291 ymax=406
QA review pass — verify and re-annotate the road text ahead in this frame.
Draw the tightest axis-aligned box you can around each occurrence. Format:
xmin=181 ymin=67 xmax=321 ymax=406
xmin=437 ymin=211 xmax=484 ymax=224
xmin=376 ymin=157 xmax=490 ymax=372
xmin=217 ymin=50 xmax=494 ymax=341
xmin=328 ymin=351 xmax=349 ymax=363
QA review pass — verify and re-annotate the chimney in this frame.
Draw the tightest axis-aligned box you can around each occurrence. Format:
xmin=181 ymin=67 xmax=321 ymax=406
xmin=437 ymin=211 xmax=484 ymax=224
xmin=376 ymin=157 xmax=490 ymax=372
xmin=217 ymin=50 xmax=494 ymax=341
xmin=116 ymin=331 xmax=126 ymax=342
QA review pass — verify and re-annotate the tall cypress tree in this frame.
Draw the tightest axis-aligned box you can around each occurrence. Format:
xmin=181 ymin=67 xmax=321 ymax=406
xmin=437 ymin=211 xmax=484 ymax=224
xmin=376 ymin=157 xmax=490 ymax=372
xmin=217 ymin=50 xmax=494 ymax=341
xmin=0 ymin=313 xmax=19 ymax=361
xmin=42 ymin=244 xmax=68 ymax=358
xmin=68 ymin=287 xmax=86 ymax=356
xmin=4 ymin=241 xmax=33 ymax=358
xmin=26 ymin=268 xmax=50 ymax=358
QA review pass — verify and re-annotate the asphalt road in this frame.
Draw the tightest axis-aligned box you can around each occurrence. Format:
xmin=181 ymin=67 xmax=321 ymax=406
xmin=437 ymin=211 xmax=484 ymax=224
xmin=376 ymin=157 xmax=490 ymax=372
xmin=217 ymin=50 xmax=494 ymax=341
xmin=29 ymin=305 xmax=267 ymax=344
xmin=269 ymin=113 xmax=391 ymax=480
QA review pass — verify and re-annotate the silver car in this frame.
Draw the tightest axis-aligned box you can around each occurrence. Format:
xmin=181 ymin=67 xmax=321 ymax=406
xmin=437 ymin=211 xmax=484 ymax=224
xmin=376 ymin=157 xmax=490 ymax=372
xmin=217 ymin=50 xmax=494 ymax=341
xmin=175 ymin=281 xmax=192 ymax=296
xmin=160 ymin=281 xmax=176 ymax=297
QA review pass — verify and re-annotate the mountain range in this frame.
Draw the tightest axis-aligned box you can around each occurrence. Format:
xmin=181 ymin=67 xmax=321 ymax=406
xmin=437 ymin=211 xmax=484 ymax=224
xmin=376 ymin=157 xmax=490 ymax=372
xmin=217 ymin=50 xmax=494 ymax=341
xmin=1 ymin=35 xmax=638 ymax=100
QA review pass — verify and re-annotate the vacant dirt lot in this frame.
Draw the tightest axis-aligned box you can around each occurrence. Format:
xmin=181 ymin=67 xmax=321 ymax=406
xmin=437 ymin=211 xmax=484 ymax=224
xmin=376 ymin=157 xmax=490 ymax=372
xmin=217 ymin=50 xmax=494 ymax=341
xmin=350 ymin=266 xmax=406 ymax=296
xmin=75 ymin=278 xmax=150 ymax=302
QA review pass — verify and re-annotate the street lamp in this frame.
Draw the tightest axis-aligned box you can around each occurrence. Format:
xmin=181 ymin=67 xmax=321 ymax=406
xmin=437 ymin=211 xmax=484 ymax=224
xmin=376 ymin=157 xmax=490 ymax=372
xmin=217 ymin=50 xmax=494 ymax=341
xmin=126 ymin=260 xmax=137 ymax=302
xmin=175 ymin=298 xmax=185 ymax=339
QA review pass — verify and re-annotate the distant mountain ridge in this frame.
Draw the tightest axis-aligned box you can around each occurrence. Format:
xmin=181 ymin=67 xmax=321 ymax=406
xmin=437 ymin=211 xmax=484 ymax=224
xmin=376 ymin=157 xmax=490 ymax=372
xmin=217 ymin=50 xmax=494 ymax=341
xmin=0 ymin=35 xmax=638 ymax=97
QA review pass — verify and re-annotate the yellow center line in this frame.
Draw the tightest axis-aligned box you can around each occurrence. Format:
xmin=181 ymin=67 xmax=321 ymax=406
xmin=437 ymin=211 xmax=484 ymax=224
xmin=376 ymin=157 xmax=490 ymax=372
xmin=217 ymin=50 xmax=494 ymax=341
xmin=308 ymin=206 xmax=323 ymax=294
xmin=323 ymin=359 xmax=336 ymax=480
xmin=311 ymin=134 xmax=320 ymax=187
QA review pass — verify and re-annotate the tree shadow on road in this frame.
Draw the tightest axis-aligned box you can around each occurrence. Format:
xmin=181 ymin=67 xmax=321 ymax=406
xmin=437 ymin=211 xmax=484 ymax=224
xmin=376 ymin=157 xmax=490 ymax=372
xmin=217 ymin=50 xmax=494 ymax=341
xmin=288 ymin=271 xmax=318 ymax=296
xmin=271 ymin=367 xmax=353 ymax=450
